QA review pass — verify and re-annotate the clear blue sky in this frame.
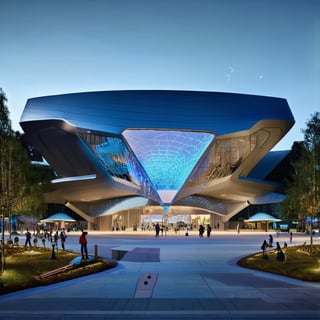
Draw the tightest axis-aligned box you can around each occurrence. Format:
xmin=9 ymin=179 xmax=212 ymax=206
xmin=1 ymin=0 xmax=319 ymax=151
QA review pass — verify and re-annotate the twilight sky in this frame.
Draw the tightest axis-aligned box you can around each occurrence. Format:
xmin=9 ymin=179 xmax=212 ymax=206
xmin=1 ymin=0 xmax=319 ymax=151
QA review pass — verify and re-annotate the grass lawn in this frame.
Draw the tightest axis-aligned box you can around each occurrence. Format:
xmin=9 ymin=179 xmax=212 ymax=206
xmin=238 ymin=244 xmax=320 ymax=282
xmin=0 ymin=245 xmax=117 ymax=295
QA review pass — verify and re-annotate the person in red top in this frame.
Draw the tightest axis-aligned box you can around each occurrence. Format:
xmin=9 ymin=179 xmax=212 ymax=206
xmin=79 ymin=231 xmax=89 ymax=259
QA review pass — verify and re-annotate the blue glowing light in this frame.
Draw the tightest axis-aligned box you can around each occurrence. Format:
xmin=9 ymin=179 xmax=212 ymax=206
xmin=93 ymin=135 xmax=160 ymax=203
xmin=123 ymin=130 xmax=214 ymax=204
xmin=162 ymin=205 xmax=170 ymax=213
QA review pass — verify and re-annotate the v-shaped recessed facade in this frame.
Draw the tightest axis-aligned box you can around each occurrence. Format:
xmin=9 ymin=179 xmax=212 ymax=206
xmin=20 ymin=90 xmax=295 ymax=230
xmin=122 ymin=129 xmax=214 ymax=205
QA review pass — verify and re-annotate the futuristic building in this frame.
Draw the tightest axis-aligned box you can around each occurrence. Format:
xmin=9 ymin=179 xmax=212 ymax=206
xmin=20 ymin=90 xmax=295 ymax=230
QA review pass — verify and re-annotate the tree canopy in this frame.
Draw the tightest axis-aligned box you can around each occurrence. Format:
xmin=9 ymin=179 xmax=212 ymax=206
xmin=0 ymin=89 xmax=12 ymax=137
xmin=0 ymin=89 xmax=50 ymax=221
xmin=281 ymin=112 xmax=320 ymax=235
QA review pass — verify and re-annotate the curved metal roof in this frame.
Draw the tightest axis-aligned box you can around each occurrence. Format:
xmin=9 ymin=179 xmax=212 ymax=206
xmin=20 ymin=90 xmax=294 ymax=135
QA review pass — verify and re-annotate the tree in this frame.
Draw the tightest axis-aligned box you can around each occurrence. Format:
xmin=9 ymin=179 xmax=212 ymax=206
xmin=281 ymin=112 xmax=320 ymax=245
xmin=281 ymin=142 xmax=308 ymax=220
xmin=302 ymin=112 xmax=320 ymax=244
xmin=1 ymin=89 xmax=53 ymax=220
xmin=0 ymin=91 xmax=30 ymax=226
xmin=0 ymin=89 xmax=43 ymax=272
xmin=0 ymin=89 xmax=11 ymax=136
xmin=0 ymin=88 xmax=12 ymax=272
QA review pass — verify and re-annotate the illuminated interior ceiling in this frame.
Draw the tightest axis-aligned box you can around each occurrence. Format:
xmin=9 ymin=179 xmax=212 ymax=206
xmin=122 ymin=130 xmax=214 ymax=205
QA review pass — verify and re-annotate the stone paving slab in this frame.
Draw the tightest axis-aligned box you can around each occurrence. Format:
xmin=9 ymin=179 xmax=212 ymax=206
xmin=0 ymin=297 xmax=319 ymax=312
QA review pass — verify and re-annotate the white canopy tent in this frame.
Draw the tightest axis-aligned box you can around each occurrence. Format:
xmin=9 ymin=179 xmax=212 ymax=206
xmin=40 ymin=213 xmax=76 ymax=230
xmin=244 ymin=212 xmax=281 ymax=231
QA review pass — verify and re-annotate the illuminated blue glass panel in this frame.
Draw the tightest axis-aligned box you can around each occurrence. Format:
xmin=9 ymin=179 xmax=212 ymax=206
xmin=95 ymin=137 xmax=130 ymax=178
xmin=123 ymin=130 xmax=214 ymax=205
xmin=78 ymin=132 xmax=160 ymax=203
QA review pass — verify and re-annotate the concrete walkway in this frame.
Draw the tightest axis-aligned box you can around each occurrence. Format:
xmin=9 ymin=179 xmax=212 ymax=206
xmin=0 ymin=230 xmax=319 ymax=319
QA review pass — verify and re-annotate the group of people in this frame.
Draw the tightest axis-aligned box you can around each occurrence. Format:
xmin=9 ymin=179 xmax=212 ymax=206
xmin=199 ymin=224 xmax=212 ymax=237
xmin=25 ymin=228 xmax=89 ymax=260
xmin=260 ymin=233 xmax=286 ymax=261
xmin=153 ymin=223 xmax=213 ymax=238
xmin=24 ymin=228 xmax=67 ymax=250
xmin=155 ymin=223 xmax=169 ymax=237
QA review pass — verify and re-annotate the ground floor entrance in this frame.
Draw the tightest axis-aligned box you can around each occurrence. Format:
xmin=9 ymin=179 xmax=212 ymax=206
xmin=93 ymin=207 xmax=225 ymax=232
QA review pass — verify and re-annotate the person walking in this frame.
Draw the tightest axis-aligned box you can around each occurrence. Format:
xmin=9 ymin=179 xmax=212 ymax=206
xmin=79 ymin=231 xmax=89 ymax=259
xmin=24 ymin=229 xmax=32 ymax=248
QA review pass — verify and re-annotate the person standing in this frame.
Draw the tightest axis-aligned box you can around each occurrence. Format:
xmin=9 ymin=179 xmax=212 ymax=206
xmin=199 ymin=225 xmax=204 ymax=237
xmin=261 ymin=240 xmax=268 ymax=259
xmin=25 ymin=229 xmax=32 ymax=248
xmin=268 ymin=234 xmax=273 ymax=247
xmin=54 ymin=231 xmax=59 ymax=249
xmin=276 ymin=241 xmax=285 ymax=261
xmin=155 ymin=223 xmax=160 ymax=237
xmin=60 ymin=228 xmax=67 ymax=250
xmin=207 ymin=224 xmax=212 ymax=237
xmin=79 ymin=231 xmax=89 ymax=259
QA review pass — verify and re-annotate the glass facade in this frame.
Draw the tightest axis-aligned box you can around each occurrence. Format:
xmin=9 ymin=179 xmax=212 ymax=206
xmin=76 ymin=125 xmax=284 ymax=223
xmin=187 ymin=134 xmax=257 ymax=186
xmin=77 ymin=130 xmax=160 ymax=203
xmin=78 ymin=129 xmax=261 ymax=205
xmin=79 ymin=129 xmax=214 ymax=206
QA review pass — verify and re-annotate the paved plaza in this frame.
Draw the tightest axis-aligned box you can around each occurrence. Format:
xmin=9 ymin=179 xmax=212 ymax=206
xmin=0 ymin=230 xmax=319 ymax=319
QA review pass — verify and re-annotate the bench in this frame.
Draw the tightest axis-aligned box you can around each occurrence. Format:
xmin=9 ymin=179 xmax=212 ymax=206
xmin=39 ymin=264 xmax=75 ymax=279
